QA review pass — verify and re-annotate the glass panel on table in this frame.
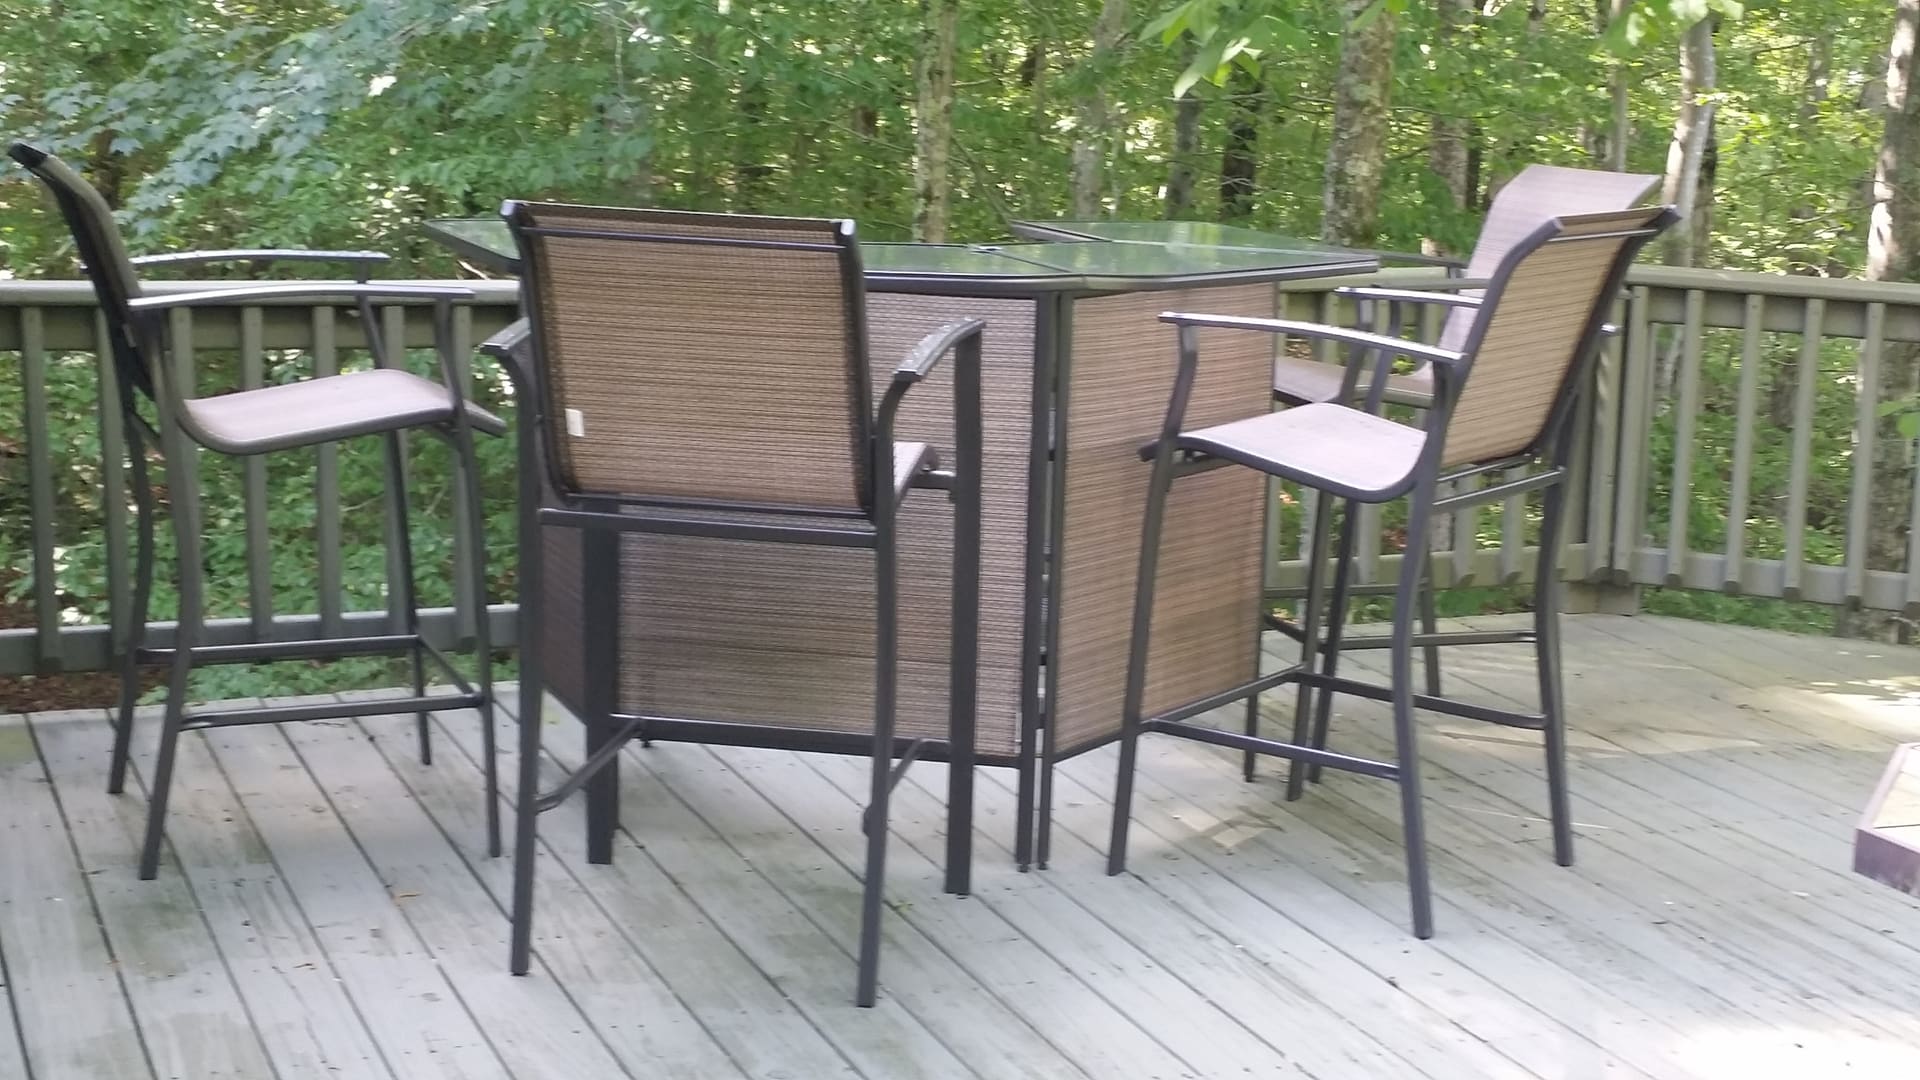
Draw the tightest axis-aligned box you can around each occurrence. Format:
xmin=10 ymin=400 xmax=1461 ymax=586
xmin=1012 ymin=220 xmax=1336 ymax=253
xmin=429 ymin=218 xmax=515 ymax=260
xmin=859 ymin=243 xmax=1061 ymax=279
xmin=998 ymin=240 xmax=1368 ymax=280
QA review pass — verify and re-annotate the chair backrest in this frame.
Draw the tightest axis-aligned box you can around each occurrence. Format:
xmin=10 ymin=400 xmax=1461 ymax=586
xmin=1438 ymin=164 xmax=1660 ymax=351
xmin=7 ymin=142 xmax=154 ymax=399
xmin=1440 ymin=205 xmax=1675 ymax=470
xmin=508 ymin=202 xmax=875 ymax=513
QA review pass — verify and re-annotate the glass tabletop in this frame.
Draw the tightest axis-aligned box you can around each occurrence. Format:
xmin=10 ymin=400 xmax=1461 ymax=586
xmin=423 ymin=218 xmax=1376 ymax=290
xmin=993 ymin=239 xmax=1359 ymax=278
xmin=1010 ymin=219 xmax=1336 ymax=253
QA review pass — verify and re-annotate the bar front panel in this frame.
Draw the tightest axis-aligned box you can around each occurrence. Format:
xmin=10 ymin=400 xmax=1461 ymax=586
xmin=1051 ymin=283 xmax=1274 ymax=754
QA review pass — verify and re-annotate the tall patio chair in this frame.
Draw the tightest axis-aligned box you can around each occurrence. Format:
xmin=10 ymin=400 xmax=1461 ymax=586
xmin=8 ymin=142 xmax=505 ymax=879
xmin=1266 ymin=165 xmax=1661 ymax=734
xmin=1109 ymin=205 xmax=1676 ymax=937
xmin=490 ymin=202 xmax=982 ymax=1007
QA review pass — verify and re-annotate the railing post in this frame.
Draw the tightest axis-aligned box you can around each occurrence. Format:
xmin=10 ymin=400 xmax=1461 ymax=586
xmin=1563 ymin=580 xmax=1642 ymax=615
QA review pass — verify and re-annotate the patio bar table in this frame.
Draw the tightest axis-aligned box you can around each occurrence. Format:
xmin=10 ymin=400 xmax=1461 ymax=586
xmin=426 ymin=217 xmax=1376 ymax=882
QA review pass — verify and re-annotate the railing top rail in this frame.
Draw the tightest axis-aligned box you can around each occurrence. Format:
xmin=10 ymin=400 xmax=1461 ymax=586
xmin=1280 ymin=262 xmax=1920 ymax=307
xmin=0 ymin=278 xmax=522 ymax=306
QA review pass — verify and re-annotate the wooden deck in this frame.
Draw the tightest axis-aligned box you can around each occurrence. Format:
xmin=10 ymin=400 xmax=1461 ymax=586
xmin=4 ymin=613 xmax=1920 ymax=1080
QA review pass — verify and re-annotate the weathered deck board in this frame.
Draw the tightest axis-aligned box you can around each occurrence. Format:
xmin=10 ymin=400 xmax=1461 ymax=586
xmin=398 ymin=709 xmax=864 ymax=1080
xmin=115 ymin=705 xmax=402 ymax=1079
xmin=31 ymin=711 xmax=276 ymax=1080
xmin=0 ymin=712 xmax=153 ymax=1080
xmin=3 ymin=615 xmax=1919 ymax=1080
xmin=343 ymin=708 xmax=754 ymax=1080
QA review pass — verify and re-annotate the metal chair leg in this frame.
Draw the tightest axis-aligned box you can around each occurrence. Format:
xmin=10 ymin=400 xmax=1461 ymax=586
xmin=856 ymin=524 xmax=901 ymax=1008
xmin=509 ymin=445 xmax=546 ymax=976
xmin=1535 ymin=480 xmax=1575 ymax=867
xmin=1419 ymin=568 xmax=1443 ymax=698
xmin=1391 ymin=485 xmax=1437 ymax=939
xmin=382 ymin=431 xmax=432 ymax=768
xmin=1304 ymin=498 xmax=1362 ymax=788
xmin=1284 ymin=491 xmax=1334 ymax=800
xmin=1109 ymin=428 xmax=1179 ymax=878
xmin=579 ymin=527 xmax=619 ymax=866
xmin=138 ymin=442 xmax=202 ymax=881
xmin=109 ymin=425 xmax=155 ymax=797
xmin=452 ymin=423 xmax=501 ymax=858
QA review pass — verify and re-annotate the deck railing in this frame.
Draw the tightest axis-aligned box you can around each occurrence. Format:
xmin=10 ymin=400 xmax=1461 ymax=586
xmin=1278 ymin=265 xmax=1920 ymax=616
xmin=1 ymin=264 xmax=1916 ymax=675
xmin=0 ymin=279 xmax=518 ymax=675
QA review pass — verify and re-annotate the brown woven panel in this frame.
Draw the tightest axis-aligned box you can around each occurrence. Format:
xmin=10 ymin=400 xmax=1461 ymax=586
xmin=536 ymin=526 xmax=588 ymax=711
xmin=518 ymin=203 xmax=868 ymax=510
xmin=602 ymin=294 xmax=1037 ymax=756
xmin=1052 ymin=284 xmax=1275 ymax=755
xmin=1442 ymin=209 xmax=1661 ymax=468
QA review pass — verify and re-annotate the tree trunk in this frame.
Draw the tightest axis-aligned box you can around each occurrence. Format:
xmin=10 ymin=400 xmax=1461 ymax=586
xmin=1660 ymin=17 xmax=1717 ymax=268
xmin=1219 ymin=65 xmax=1261 ymax=221
xmin=1429 ymin=0 xmax=1472 ymax=208
xmin=1069 ymin=0 xmax=1128 ymax=218
xmin=1654 ymin=18 xmax=1716 ymax=403
xmin=912 ymin=0 xmax=961 ymax=242
xmin=1846 ymin=0 xmax=1920 ymax=639
xmin=1166 ymin=82 xmax=1203 ymax=218
xmin=1322 ymin=0 xmax=1397 ymax=245
xmin=1770 ymin=38 xmax=1835 ymax=428
xmin=735 ymin=75 xmax=774 ymax=211
xmin=1604 ymin=0 xmax=1630 ymax=169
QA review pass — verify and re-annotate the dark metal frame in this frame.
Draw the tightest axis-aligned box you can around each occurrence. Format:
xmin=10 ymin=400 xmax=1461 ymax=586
xmin=493 ymin=203 xmax=983 ymax=1007
xmin=1107 ymin=210 xmax=1677 ymax=937
xmin=7 ymin=141 xmax=500 ymax=880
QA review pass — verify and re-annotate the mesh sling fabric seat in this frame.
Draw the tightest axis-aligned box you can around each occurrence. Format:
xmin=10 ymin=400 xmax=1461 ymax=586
xmin=493 ymin=202 xmax=983 ymax=1007
xmin=1267 ymin=164 xmax=1661 ymax=717
xmin=1109 ymin=205 xmax=1677 ymax=937
xmin=7 ymin=142 xmax=505 ymax=879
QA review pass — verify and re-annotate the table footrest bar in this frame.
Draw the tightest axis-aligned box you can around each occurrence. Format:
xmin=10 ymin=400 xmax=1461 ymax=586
xmin=535 ymin=716 xmax=649 ymax=813
xmin=1265 ymin=580 xmax=1414 ymax=601
xmin=179 ymin=691 xmax=486 ymax=730
xmin=607 ymin=713 xmax=985 ymax=763
xmin=1156 ymin=666 xmax=1304 ymax=726
xmin=1336 ymin=629 xmax=1536 ymax=650
xmin=138 ymin=633 xmax=425 ymax=666
xmin=1142 ymin=718 xmax=1400 ymax=780
xmin=418 ymin=638 xmax=477 ymax=696
xmin=1299 ymin=672 xmax=1547 ymax=729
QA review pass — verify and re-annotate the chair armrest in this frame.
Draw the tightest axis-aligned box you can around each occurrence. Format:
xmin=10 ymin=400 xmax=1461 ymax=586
xmin=127 ymin=282 xmax=473 ymax=312
xmin=891 ymin=318 xmax=985 ymax=389
xmin=1357 ymin=275 xmax=1492 ymax=293
xmin=878 ymin=320 xmax=985 ymax=507
xmin=1335 ymin=286 xmax=1482 ymax=310
xmin=479 ymin=318 xmax=533 ymax=364
xmin=880 ymin=319 xmax=985 ymax=431
xmin=130 ymin=249 xmax=391 ymax=276
xmin=1157 ymin=311 xmax=1464 ymax=368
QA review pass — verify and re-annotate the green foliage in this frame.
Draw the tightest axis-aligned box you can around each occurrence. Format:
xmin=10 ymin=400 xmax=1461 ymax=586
xmin=0 ymin=0 xmax=1905 ymax=694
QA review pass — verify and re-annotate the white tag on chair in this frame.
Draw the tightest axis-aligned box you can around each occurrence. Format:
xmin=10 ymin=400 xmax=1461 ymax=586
xmin=565 ymin=408 xmax=586 ymax=437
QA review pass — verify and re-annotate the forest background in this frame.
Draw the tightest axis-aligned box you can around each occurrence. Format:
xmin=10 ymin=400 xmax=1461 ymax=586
xmin=0 ymin=0 xmax=1916 ymax=703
